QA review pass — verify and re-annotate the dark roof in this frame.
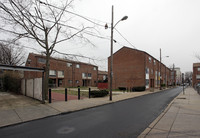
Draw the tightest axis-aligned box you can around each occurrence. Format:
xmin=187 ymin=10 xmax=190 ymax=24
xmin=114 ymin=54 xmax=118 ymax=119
xmin=110 ymin=46 xmax=171 ymax=71
xmin=193 ymin=63 xmax=200 ymax=67
xmin=98 ymin=70 xmax=108 ymax=75
xmin=28 ymin=53 xmax=98 ymax=67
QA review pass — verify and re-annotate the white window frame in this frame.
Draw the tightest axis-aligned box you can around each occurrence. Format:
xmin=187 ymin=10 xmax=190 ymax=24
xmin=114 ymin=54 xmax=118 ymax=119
xmin=67 ymin=63 xmax=72 ymax=67
xmin=76 ymin=64 xmax=80 ymax=68
xmin=49 ymin=70 xmax=56 ymax=76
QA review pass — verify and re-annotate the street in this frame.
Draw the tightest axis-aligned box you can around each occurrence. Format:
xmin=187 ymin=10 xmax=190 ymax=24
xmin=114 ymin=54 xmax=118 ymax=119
xmin=0 ymin=87 xmax=183 ymax=138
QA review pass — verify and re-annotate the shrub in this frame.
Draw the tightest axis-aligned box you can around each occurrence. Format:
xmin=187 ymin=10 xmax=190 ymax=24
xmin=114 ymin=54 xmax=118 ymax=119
xmin=90 ymin=90 xmax=108 ymax=97
xmin=118 ymin=87 xmax=126 ymax=91
xmin=3 ymin=72 xmax=22 ymax=93
xmin=132 ymin=86 xmax=146 ymax=92
xmin=161 ymin=84 xmax=166 ymax=87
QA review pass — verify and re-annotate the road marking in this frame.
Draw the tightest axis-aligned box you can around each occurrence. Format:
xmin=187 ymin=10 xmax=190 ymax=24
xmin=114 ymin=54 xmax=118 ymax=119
xmin=57 ymin=126 xmax=75 ymax=134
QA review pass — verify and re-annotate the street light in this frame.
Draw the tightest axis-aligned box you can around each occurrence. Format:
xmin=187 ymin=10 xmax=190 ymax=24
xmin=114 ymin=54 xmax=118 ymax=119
xmin=106 ymin=5 xmax=128 ymax=101
xmin=160 ymin=48 xmax=169 ymax=90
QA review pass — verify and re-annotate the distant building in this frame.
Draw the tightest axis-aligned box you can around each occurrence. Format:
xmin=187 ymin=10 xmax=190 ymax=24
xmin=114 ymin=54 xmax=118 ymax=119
xmin=174 ymin=67 xmax=182 ymax=85
xmin=25 ymin=53 xmax=98 ymax=88
xmin=98 ymin=71 xmax=108 ymax=83
xmin=108 ymin=47 xmax=172 ymax=91
xmin=192 ymin=63 xmax=200 ymax=87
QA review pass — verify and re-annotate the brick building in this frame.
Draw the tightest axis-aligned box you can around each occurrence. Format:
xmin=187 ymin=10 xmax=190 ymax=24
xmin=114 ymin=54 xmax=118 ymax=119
xmin=25 ymin=53 xmax=98 ymax=88
xmin=108 ymin=47 xmax=172 ymax=90
xmin=98 ymin=71 xmax=108 ymax=82
xmin=192 ymin=63 xmax=200 ymax=87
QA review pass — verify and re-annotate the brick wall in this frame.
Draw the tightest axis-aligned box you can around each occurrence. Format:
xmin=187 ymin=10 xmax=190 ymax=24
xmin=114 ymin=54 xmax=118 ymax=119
xmin=24 ymin=53 xmax=98 ymax=88
xmin=108 ymin=47 xmax=172 ymax=90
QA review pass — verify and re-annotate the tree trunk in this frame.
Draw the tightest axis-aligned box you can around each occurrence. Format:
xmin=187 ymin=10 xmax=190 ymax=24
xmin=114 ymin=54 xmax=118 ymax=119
xmin=44 ymin=52 xmax=50 ymax=100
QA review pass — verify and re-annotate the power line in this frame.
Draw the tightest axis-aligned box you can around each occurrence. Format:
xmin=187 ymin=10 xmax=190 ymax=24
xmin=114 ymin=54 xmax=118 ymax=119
xmin=38 ymin=0 xmax=109 ymax=28
xmin=115 ymin=28 xmax=137 ymax=49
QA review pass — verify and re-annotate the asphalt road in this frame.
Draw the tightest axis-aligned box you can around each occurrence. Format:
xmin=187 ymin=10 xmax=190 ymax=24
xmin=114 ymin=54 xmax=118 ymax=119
xmin=0 ymin=87 xmax=183 ymax=138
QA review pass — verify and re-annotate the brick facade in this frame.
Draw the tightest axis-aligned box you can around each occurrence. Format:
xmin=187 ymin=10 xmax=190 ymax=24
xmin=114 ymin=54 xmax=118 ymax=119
xmin=108 ymin=47 xmax=172 ymax=90
xmin=25 ymin=53 xmax=98 ymax=88
xmin=193 ymin=63 xmax=200 ymax=87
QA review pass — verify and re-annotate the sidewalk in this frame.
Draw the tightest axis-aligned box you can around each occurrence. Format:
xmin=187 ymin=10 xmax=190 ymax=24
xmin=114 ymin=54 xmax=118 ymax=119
xmin=139 ymin=87 xmax=200 ymax=138
xmin=0 ymin=89 xmax=160 ymax=128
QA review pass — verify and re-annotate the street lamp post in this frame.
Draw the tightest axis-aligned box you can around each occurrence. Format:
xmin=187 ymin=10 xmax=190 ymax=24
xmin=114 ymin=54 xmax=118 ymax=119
xmin=160 ymin=48 xmax=169 ymax=90
xmin=106 ymin=5 xmax=128 ymax=101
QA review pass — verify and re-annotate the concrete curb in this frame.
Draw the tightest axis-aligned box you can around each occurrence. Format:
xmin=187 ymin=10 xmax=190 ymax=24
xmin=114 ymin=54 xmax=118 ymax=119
xmin=0 ymin=87 xmax=176 ymax=129
xmin=137 ymin=88 xmax=182 ymax=138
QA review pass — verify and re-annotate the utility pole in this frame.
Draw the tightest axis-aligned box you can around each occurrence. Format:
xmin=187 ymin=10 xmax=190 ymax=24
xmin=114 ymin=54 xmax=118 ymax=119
xmin=109 ymin=5 xmax=114 ymax=101
xmin=173 ymin=64 xmax=175 ymax=86
xmin=165 ymin=65 xmax=167 ymax=88
xmin=160 ymin=48 xmax=162 ymax=90
xmin=182 ymin=73 xmax=185 ymax=95
xmin=106 ymin=6 xmax=128 ymax=101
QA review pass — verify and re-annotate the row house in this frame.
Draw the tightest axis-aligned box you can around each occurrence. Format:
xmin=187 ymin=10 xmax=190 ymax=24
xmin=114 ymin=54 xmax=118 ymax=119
xmin=98 ymin=71 xmax=108 ymax=82
xmin=25 ymin=53 xmax=98 ymax=88
xmin=192 ymin=63 xmax=200 ymax=87
xmin=108 ymin=47 xmax=173 ymax=91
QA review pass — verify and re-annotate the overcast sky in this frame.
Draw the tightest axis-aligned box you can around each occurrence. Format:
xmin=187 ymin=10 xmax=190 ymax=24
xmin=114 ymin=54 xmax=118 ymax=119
xmin=24 ymin=0 xmax=200 ymax=73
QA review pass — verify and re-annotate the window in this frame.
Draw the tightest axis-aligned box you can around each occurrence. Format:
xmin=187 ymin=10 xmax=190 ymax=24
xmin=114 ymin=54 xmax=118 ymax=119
xmin=146 ymin=68 xmax=149 ymax=74
xmin=196 ymin=75 xmax=200 ymax=80
xmin=149 ymin=57 xmax=152 ymax=63
xmin=76 ymin=64 xmax=80 ymax=68
xmin=58 ymin=71 xmax=64 ymax=78
xmin=68 ymin=80 xmax=72 ymax=84
xmin=49 ymin=70 xmax=56 ymax=76
xmin=198 ymin=68 xmax=200 ymax=71
xmin=103 ymin=75 xmax=107 ymax=80
xmin=93 ymin=67 xmax=97 ymax=70
xmin=154 ymin=60 xmax=156 ymax=65
xmin=67 ymin=63 xmax=72 ymax=67
xmin=76 ymin=80 xmax=79 ymax=84
xmin=82 ymin=73 xmax=87 ymax=78
xmin=146 ymin=79 xmax=149 ymax=88
xmin=88 ymin=73 xmax=92 ymax=77
xmin=151 ymin=69 xmax=153 ymax=74
xmin=38 ymin=58 xmax=46 ymax=64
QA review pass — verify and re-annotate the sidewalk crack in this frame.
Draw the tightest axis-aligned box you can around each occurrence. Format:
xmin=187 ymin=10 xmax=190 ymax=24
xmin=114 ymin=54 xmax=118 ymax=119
xmin=167 ymin=106 xmax=180 ymax=138
xmin=13 ymin=109 xmax=23 ymax=122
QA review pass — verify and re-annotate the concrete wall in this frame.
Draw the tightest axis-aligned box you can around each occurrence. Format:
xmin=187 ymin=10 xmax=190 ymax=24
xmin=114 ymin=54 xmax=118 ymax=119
xmin=21 ymin=78 xmax=42 ymax=101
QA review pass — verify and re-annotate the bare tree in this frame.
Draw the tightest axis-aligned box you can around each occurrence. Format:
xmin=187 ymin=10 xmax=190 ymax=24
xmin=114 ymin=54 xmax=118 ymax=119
xmin=185 ymin=71 xmax=192 ymax=85
xmin=0 ymin=42 xmax=25 ymax=66
xmin=0 ymin=0 xmax=91 ymax=99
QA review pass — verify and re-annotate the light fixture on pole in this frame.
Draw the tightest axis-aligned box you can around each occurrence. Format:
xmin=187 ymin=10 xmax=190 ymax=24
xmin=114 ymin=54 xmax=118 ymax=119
xmin=105 ymin=5 xmax=128 ymax=101
xmin=160 ymin=48 xmax=169 ymax=90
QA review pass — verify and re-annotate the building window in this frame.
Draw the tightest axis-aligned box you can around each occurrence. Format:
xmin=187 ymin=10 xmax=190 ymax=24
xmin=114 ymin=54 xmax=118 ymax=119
xmin=76 ymin=80 xmax=79 ymax=84
xmin=58 ymin=71 xmax=64 ymax=78
xmin=146 ymin=79 xmax=149 ymax=88
xmin=151 ymin=69 xmax=153 ymax=74
xmin=146 ymin=68 xmax=149 ymax=74
xmin=149 ymin=57 xmax=152 ymax=63
xmin=198 ymin=68 xmax=200 ymax=71
xmin=67 ymin=63 xmax=72 ymax=67
xmin=49 ymin=70 xmax=56 ymax=77
xmin=38 ymin=58 xmax=46 ymax=64
xmin=88 ymin=73 xmax=92 ymax=77
xmin=93 ymin=67 xmax=97 ymax=70
xmin=82 ymin=73 xmax=86 ymax=78
xmin=196 ymin=75 xmax=200 ymax=80
xmin=68 ymin=80 xmax=72 ymax=84
xmin=76 ymin=64 xmax=80 ymax=68
xmin=154 ymin=60 xmax=156 ymax=65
